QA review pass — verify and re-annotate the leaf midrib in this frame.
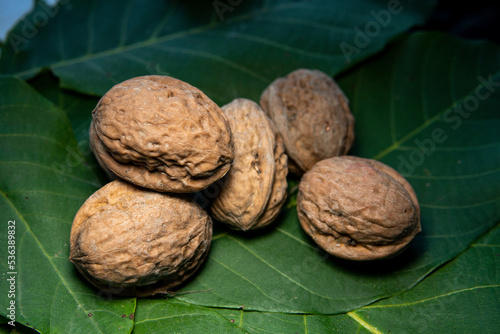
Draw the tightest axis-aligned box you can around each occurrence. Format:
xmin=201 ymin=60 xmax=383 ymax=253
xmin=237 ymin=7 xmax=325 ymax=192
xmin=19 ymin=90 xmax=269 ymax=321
xmin=11 ymin=2 xmax=314 ymax=79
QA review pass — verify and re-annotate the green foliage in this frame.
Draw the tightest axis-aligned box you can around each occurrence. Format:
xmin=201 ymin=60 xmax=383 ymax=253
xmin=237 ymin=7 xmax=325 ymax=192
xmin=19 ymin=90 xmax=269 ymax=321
xmin=0 ymin=0 xmax=498 ymax=333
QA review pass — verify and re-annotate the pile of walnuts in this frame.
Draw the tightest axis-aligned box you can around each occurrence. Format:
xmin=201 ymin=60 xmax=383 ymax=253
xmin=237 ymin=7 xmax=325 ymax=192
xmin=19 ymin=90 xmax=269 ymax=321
xmin=70 ymin=70 xmax=421 ymax=297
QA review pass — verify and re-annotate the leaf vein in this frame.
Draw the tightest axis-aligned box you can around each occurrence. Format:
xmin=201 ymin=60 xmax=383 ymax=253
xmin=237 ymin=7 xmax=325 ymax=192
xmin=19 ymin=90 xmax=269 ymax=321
xmin=134 ymin=313 xmax=214 ymax=325
xmin=152 ymin=44 xmax=270 ymax=83
xmin=23 ymin=213 xmax=72 ymax=225
xmin=228 ymin=236 xmax=342 ymax=301
xmin=226 ymin=32 xmax=335 ymax=59
xmin=406 ymin=166 xmax=500 ymax=180
xmin=0 ymin=161 xmax=101 ymax=187
xmin=276 ymin=227 xmax=316 ymax=249
xmin=364 ymin=285 xmax=500 ymax=309
xmin=119 ymin=0 xmax=134 ymax=47
xmin=372 ymin=68 xmax=500 ymax=161
xmin=0 ymin=133 xmax=67 ymax=149
xmin=149 ymin=0 xmax=178 ymax=39
xmin=0 ymin=190 xmax=104 ymax=333
xmin=420 ymin=196 xmax=500 ymax=209
xmin=347 ymin=311 xmax=383 ymax=334
xmin=208 ymin=255 xmax=292 ymax=308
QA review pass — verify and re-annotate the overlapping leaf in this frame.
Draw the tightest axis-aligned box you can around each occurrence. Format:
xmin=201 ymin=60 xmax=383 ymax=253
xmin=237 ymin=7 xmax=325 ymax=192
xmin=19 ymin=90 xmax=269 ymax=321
xmin=0 ymin=77 xmax=135 ymax=333
xmin=1 ymin=0 xmax=499 ymax=333
xmin=1 ymin=0 xmax=436 ymax=101
xmin=173 ymin=32 xmax=500 ymax=315
xmin=133 ymin=224 xmax=500 ymax=333
xmin=2 ymin=31 xmax=497 ymax=333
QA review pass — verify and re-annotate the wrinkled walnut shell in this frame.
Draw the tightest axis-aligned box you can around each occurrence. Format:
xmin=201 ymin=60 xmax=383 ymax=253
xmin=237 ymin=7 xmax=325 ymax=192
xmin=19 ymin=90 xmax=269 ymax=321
xmin=210 ymin=99 xmax=288 ymax=230
xmin=90 ymin=75 xmax=234 ymax=193
xmin=260 ymin=69 xmax=355 ymax=175
xmin=297 ymin=156 xmax=420 ymax=261
xmin=69 ymin=180 xmax=212 ymax=296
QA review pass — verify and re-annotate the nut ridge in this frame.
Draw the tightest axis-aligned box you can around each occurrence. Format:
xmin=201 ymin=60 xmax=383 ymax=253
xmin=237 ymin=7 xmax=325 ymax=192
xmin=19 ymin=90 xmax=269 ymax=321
xmin=210 ymin=98 xmax=288 ymax=230
xmin=297 ymin=156 xmax=421 ymax=260
xmin=260 ymin=69 xmax=355 ymax=174
xmin=90 ymin=75 xmax=234 ymax=193
xmin=69 ymin=180 xmax=213 ymax=296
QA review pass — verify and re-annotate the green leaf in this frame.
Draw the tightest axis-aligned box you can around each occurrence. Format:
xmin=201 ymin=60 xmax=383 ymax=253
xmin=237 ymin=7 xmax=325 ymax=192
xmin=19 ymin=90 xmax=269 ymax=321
xmin=0 ymin=0 xmax=437 ymax=99
xmin=337 ymin=31 xmax=500 ymax=261
xmin=28 ymin=72 xmax=100 ymax=144
xmin=0 ymin=76 xmax=135 ymax=333
xmin=133 ymin=224 xmax=500 ymax=333
xmin=1 ymin=0 xmax=499 ymax=332
xmin=348 ymin=224 xmax=500 ymax=333
xmin=132 ymin=299 xmax=248 ymax=334
xmin=173 ymin=210 xmax=429 ymax=314
xmin=132 ymin=298 xmax=358 ymax=334
xmin=171 ymin=32 xmax=500 ymax=315
xmin=27 ymin=72 xmax=106 ymax=181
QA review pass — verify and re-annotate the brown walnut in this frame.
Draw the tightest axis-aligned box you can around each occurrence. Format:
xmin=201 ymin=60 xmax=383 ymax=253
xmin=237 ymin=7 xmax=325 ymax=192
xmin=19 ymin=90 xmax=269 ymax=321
xmin=90 ymin=75 xmax=234 ymax=193
xmin=69 ymin=179 xmax=212 ymax=296
xmin=210 ymin=98 xmax=288 ymax=230
xmin=297 ymin=156 xmax=421 ymax=261
xmin=260 ymin=69 xmax=355 ymax=175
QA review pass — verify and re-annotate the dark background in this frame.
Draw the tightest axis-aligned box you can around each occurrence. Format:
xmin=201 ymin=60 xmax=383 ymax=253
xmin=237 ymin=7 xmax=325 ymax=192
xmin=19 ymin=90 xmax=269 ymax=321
xmin=422 ymin=0 xmax=500 ymax=44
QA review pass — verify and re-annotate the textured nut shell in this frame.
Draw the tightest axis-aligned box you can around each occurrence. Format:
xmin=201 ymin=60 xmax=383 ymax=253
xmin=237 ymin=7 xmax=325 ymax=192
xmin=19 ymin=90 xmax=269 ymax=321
xmin=69 ymin=180 xmax=212 ymax=296
xmin=91 ymin=75 xmax=234 ymax=193
xmin=210 ymin=99 xmax=288 ymax=230
xmin=349 ymin=157 xmax=421 ymax=219
xmin=297 ymin=156 xmax=420 ymax=261
xmin=260 ymin=69 xmax=355 ymax=174
xmin=255 ymin=123 xmax=288 ymax=228
xmin=89 ymin=121 xmax=118 ymax=181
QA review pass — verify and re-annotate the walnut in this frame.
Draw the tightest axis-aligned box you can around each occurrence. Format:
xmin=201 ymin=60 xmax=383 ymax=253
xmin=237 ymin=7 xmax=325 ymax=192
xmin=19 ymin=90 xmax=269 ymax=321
xmin=90 ymin=75 xmax=234 ymax=193
xmin=210 ymin=99 xmax=288 ymax=230
xmin=69 ymin=180 xmax=212 ymax=296
xmin=260 ymin=69 xmax=355 ymax=175
xmin=297 ymin=156 xmax=421 ymax=260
